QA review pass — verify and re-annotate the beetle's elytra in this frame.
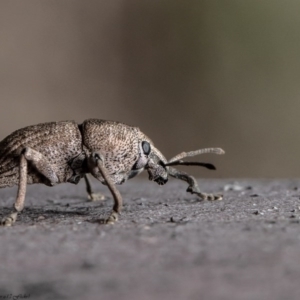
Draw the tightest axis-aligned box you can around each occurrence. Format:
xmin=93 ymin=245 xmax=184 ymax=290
xmin=0 ymin=119 xmax=224 ymax=226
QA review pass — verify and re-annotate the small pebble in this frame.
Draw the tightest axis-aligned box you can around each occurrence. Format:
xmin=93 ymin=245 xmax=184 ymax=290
xmin=224 ymin=183 xmax=244 ymax=191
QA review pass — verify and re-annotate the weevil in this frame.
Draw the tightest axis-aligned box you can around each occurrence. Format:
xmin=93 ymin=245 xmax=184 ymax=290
xmin=0 ymin=119 xmax=224 ymax=226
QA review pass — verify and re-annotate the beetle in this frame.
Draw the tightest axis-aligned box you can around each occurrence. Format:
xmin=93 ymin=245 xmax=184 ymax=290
xmin=0 ymin=119 xmax=224 ymax=226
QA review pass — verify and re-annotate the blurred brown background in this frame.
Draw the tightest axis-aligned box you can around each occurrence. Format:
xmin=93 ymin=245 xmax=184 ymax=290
xmin=0 ymin=0 xmax=299 ymax=178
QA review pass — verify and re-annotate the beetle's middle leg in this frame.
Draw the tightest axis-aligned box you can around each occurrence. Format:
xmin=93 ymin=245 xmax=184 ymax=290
xmin=1 ymin=147 xmax=59 ymax=226
xmin=168 ymin=167 xmax=223 ymax=201
xmin=84 ymin=175 xmax=105 ymax=201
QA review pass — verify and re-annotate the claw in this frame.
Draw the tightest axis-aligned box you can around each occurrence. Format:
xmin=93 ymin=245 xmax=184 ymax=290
xmin=91 ymin=211 xmax=119 ymax=225
xmin=87 ymin=193 xmax=105 ymax=202
xmin=203 ymin=193 xmax=223 ymax=201
xmin=1 ymin=212 xmax=18 ymax=226
xmin=186 ymin=186 xmax=223 ymax=201
xmin=105 ymin=211 xmax=118 ymax=224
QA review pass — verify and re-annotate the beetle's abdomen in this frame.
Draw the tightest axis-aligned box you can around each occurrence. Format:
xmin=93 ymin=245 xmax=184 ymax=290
xmin=0 ymin=121 xmax=83 ymax=187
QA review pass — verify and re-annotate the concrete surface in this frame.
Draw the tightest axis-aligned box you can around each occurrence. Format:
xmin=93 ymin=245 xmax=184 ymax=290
xmin=1 ymin=178 xmax=300 ymax=300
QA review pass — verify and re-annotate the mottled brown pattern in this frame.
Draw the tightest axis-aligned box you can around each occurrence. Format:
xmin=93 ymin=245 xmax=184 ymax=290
xmin=0 ymin=118 xmax=224 ymax=226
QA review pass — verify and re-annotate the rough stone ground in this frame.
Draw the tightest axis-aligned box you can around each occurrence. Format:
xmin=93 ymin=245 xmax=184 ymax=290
xmin=1 ymin=178 xmax=300 ymax=300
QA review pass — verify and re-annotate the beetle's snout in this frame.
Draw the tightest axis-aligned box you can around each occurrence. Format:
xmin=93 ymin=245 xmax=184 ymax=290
xmin=148 ymin=168 xmax=168 ymax=185
xmin=146 ymin=160 xmax=168 ymax=186
xmin=143 ymin=143 xmax=169 ymax=185
xmin=154 ymin=176 xmax=168 ymax=185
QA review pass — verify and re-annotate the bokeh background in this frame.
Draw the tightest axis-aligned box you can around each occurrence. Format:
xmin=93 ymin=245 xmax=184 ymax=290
xmin=0 ymin=0 xmax=299 ymax=178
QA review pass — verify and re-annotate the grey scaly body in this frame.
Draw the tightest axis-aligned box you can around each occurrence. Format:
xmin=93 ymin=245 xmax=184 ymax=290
xmin=0 ymin=119 xmax=225 ymax=226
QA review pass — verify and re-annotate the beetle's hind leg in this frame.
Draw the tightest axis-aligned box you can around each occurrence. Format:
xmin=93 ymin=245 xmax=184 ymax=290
xmin=1 ymin=153 xmax=28 ymax=226
xmin=168 ymin=167 xmax=223 ymax=201
xmin=1 ymin=147 xmax=59 ymax=226
xmin=84 ymin=175 xmax=105 ymax=201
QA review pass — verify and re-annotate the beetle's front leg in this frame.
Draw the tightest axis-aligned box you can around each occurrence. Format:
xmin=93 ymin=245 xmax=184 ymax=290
xmin=89 ymin=152 xmax=122 ymax=224
xmin=168 ymin=167 xmax=223 ymax=201
xmin=1 ymin=154 xmax=27 ymax=226
xmin=1 ymin=147 xmax=60 ymax=226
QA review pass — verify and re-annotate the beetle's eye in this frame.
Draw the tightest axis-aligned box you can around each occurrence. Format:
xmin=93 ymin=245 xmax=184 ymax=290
xmin=142 ymin=141 xmax=151 ymax=155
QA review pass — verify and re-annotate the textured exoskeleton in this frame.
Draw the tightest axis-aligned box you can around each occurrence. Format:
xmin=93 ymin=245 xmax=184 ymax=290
xmin=0 ymin=119 xmax=224 ymax=226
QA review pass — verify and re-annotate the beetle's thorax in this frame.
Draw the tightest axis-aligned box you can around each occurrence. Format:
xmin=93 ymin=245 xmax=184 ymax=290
xmin=79 ymin=119 xmax=153 ymax=184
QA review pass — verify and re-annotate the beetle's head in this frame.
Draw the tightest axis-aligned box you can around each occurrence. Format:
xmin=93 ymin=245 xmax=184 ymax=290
xmin=127 ymin=140 xmax=168 ymax=185
xmin=131 ymin=139 xmax=225 ymax=186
